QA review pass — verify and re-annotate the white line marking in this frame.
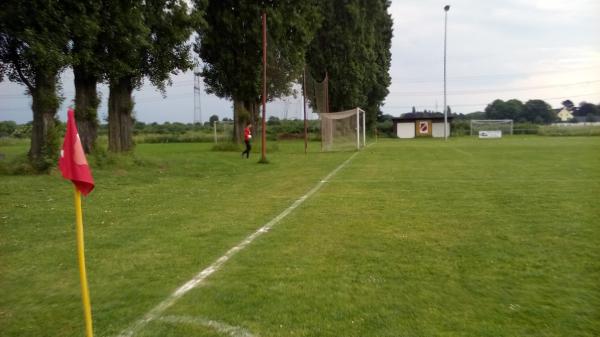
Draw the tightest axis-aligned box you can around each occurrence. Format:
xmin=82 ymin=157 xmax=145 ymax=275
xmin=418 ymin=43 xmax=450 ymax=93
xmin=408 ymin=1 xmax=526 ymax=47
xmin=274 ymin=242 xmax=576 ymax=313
xmin=115 ymin=151 xmax=359 ymax=337
xmin=159 ymin=315 xmax=255 ymax=337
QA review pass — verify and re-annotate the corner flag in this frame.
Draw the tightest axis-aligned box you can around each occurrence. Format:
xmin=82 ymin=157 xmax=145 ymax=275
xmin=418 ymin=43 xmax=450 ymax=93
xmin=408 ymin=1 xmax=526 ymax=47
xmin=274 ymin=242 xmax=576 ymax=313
xmin=59 ymin=107 xmax=95 ymax=337
xmin=59 ymin=108 xmax=94 ymax=195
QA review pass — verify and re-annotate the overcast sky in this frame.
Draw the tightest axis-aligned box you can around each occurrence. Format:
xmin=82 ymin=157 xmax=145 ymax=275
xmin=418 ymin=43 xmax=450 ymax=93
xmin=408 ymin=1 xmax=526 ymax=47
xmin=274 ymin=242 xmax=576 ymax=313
xmin=1 ymin=0 xmax=599 ymax=124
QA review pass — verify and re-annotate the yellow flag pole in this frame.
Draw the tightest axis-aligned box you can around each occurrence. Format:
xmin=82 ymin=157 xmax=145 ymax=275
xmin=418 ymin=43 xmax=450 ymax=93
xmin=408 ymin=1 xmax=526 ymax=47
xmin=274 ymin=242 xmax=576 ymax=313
xmin=74 ymin=186 xmax=94 ymax=337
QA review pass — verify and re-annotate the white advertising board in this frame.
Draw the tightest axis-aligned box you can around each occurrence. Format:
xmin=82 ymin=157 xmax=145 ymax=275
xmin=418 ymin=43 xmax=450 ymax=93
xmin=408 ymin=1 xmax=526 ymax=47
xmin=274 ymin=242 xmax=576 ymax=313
xmin=478 ymin=130 xmax=502 ymax=138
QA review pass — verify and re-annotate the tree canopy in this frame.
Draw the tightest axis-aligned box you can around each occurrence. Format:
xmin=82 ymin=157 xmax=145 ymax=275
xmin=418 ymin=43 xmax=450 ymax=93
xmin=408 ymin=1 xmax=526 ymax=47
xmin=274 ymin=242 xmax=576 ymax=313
xmin=306 ymin=0 xmax=392 ymax=128
xmin=194 ymin=0 xmax=321 ymax=142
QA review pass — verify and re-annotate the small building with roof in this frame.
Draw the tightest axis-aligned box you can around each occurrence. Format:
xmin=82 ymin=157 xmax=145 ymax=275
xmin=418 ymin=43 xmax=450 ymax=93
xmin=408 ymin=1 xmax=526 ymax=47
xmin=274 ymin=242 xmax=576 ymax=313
xmin=392 ymin=112 xmax=453 ymax=138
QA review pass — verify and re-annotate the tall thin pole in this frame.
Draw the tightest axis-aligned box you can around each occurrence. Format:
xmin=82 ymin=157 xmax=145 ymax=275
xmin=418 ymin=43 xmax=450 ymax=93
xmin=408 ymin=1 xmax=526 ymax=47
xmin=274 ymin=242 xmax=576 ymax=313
xmin=443 ymin=5 xmax=450 ymax=141
xmin=74 ymin=188 xmax=94 ymax=337
xmin=213 ymin=121 xmax=217 ymax=144
xmin=303 ymin=65 xmax=308 ymax=154
xmin=261 ymin=12 xmax=267 ymax=161
xmin=362 ymin=109 xmax=366 ymax=147
xmin=356 ymin=108 xmax=360 ymax=150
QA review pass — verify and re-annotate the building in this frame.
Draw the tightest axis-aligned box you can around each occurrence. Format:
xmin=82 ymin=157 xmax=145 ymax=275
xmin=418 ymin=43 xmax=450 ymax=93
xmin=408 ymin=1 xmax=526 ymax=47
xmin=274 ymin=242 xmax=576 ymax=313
xmin=557 ymin=108 xmax=573 ymax=122
xmin=392 ymin=112 xmax=452 ymax=139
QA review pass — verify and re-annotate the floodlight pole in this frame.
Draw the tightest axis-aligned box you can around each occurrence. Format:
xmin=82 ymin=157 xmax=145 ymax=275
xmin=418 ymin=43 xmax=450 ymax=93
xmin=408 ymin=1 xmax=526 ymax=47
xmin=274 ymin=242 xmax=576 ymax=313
xmin=443 ymin=5 xmax=450 ymax=141
xmin=261 ymin=12 xmax=267 ymax=161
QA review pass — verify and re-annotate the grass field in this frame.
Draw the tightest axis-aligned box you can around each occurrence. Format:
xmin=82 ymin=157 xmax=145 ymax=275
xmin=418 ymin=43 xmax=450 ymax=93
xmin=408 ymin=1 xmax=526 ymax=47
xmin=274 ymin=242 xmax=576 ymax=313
xmin=1 ymin=136 xmax=599 ymax=337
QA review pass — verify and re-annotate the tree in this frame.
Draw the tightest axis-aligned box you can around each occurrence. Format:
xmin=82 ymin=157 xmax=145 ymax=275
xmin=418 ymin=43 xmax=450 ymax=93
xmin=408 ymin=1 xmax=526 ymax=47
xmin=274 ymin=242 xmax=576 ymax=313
xmin=523 ymin=99 xmax=555 ymax=123
xmin=485 ymin=99 xmax=524 ymax=120
xmin=0 ymin=0 xmax=69 ymax=171
xmin=62 ymin=0 xmax=103 ymax=153
xmin=577 ymin=101 xmax=599 ymax=117
xmin=306 ymin=0 xmax=392 ymax=130
xmin=562 ymin=99 xmax=575 ymax=111
xmin=209 ymin=114 xmax=219 ymax=124
xmin=194 ymin=0 xmax=320 ymax=143
xmin=100 ymin=0 xmax=200 ymax=152
xmin=0 ymin=121 xmax=17 ymax=137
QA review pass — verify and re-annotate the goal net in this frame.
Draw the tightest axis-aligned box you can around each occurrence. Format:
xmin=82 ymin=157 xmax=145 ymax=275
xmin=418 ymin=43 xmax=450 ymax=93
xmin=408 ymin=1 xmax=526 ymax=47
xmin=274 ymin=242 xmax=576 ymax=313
xmin=212 ymin=120 xmax=234 ymax=144
xmin=317 ymin=108 xmax=366 ymax=151
xmin=470 ymin=120 xmax=513 ymax=136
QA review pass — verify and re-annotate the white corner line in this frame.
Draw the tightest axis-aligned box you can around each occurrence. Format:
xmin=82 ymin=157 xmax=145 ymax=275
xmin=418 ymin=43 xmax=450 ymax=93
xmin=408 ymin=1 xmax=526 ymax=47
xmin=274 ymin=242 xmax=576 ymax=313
xmin=115 ymin=151 xmax=359 ymax=337
xmin=158 ymin=315 xmax=255 ymax=337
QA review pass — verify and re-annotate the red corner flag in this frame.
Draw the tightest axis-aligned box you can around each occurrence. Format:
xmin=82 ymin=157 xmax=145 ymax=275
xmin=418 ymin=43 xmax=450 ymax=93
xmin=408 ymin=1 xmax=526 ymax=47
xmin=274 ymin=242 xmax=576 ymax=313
xmin=59 ymin=108 xmax=95 ymax=196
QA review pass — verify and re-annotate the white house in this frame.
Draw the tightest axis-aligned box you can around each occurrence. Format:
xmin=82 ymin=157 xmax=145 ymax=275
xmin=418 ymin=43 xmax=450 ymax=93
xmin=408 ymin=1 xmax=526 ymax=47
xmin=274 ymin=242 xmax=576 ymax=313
xmin=557 ymin=108 xmax=573 ymax=122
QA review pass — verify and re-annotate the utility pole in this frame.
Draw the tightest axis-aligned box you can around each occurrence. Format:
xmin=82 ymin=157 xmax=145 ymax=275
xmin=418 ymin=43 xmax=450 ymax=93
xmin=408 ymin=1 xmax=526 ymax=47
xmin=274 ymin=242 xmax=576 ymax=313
xmin=260 ymin=11 xmax=267 ymax=162
xmin=193 ymin=62 xmax=202 ymax=124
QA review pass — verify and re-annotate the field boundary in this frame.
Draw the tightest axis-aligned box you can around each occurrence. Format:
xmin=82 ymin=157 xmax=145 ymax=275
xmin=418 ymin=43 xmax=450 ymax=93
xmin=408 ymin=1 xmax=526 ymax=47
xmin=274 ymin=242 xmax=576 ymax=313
xmin=115 ymin=151 xmax=360 ymax=337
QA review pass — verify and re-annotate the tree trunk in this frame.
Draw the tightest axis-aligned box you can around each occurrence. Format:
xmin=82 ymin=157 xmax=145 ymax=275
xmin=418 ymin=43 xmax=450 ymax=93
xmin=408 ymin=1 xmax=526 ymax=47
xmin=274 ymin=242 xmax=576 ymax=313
xmin=29 ymin=70 xmax=61 ymax=172
xmin=74 ymin=65 xmax=100 ymax=154
xmin=233 ymin=99 xmax=247 ymax=143
xmin=108 ymin=77 xmax=134 ymax=152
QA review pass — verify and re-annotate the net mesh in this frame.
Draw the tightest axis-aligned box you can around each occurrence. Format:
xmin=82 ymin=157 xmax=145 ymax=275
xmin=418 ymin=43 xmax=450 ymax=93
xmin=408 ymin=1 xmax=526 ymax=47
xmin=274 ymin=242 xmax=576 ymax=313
xmin=304 ymin=67 xmax=328 ymax=115
xmin=212 ymin=121 xmax=234 ymax=143
xmin=470 ymin=120 xmax=513 ymax=136
xmin=318 ymin=109 xmax=365 ymax=151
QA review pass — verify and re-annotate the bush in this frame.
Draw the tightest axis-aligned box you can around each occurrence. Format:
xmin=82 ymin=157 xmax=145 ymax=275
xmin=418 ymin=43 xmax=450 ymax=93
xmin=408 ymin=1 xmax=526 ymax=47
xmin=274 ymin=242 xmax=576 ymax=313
xmin=538 ymin=125 xmax=600 ymax=136
xmin=451 ymin=120 xmax=470 ymax=136
xmin=376 ymin=120 xmax=394 ymax=137
xmin=513 ymin=123 xmax=539 ymax=135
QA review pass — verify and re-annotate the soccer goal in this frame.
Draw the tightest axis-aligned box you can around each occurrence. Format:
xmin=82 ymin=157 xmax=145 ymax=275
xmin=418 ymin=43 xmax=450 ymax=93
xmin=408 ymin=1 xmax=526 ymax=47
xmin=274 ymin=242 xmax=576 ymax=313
xmin=470 ymin=120 xmax=513 ymax=136
xmin=317 ymin=108 xmax=366 ymax=151
xmin=212 ymin=120 xmax=234 ymax=144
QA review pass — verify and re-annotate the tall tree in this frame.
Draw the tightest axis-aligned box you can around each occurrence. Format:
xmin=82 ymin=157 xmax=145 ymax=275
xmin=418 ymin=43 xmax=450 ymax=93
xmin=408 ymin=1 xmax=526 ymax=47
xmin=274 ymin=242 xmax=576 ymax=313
xmin=0 ymin=0 xmax=69 ymax=171
xmin=576 ymin=101 xmax=599 ymax=117
xmin=100 ymin=0 xmax=199 ymax=152
xmin=485 ymin=99 xmax=524 ymax=120
xmin=63 ymin=0 xmax=103 ymax=153
xmin=194 ymin=0 xmax=320 ymax=143
xmin=523 ymin=99 xmax=555 ymax=123
xmin=306 ymin=0 xmax=392 ymax=129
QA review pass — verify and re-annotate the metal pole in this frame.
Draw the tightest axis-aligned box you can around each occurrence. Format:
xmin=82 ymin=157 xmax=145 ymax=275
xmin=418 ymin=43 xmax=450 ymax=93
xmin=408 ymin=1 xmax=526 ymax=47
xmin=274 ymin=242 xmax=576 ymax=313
xmin=261 ymin=12 xmax=267 ymax=161
xmin=443 ymin=5 xmax=450 ymax=141
xmin=213 ymin=121 xmax=217 ymax=144
xmin=303 ymin=65 xmax=307 ymax=154
xmin=362 ymin=109 xmax=366 ymax=147
xmin=356 ymin=108 xmax=360 ymax=150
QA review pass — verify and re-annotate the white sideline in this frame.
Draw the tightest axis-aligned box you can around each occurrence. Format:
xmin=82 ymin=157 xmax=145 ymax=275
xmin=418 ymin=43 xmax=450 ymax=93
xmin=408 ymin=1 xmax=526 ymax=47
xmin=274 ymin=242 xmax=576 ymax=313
xmin=115 ymin=151 xmax=359 ymax=337
xmin=159 ymin=315 xmax=255 ymax=337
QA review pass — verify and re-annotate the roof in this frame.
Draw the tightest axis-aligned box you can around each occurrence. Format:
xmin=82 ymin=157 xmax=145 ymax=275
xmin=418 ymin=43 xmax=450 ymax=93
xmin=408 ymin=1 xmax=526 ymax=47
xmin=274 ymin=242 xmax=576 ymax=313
xmin=392 ymin=112 xmax=454 ymax=122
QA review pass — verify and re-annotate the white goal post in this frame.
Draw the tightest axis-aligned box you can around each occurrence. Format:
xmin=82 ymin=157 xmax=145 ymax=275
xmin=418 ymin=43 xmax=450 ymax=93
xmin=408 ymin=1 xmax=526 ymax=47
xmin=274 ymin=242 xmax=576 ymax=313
xmin=470 ymin=119 xmax=513 ymax=136
xmin=317 ymin=107 xmax=366 ymax=151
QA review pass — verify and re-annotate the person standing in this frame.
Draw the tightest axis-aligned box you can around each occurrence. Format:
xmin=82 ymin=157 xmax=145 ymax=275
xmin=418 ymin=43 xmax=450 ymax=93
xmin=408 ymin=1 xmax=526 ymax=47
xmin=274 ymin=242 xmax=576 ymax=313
xmin=241 ymin=123 xmax=252 ymax=158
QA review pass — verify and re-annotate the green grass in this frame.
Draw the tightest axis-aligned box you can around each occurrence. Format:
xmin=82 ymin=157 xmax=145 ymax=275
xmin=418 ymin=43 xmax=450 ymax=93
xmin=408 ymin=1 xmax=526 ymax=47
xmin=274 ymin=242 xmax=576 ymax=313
xmin=1 ymin=136 xmax=599 ymax=337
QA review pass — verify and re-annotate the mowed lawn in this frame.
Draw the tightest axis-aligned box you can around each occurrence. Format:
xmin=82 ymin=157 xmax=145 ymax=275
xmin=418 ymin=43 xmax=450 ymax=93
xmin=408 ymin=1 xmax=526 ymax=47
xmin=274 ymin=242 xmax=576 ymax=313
xmin=1 ymin=137 xmax=599 ymax=337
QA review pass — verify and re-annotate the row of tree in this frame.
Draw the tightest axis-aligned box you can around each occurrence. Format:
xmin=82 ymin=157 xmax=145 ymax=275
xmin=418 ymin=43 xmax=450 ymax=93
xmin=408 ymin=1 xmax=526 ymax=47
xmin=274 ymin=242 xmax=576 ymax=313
xmin=483 ymin=99 xmax=600 ymax=123
xmin=1 ymin=0 xmax=200 ymax=171
xmin=1 ymin=0 xmax=393 ymax=172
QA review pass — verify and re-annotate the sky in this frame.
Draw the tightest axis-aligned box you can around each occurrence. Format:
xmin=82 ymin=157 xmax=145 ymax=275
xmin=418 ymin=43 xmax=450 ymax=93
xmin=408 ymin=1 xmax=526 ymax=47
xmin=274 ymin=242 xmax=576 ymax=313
xmin=1 ymin=0 xmax=599 ymax=124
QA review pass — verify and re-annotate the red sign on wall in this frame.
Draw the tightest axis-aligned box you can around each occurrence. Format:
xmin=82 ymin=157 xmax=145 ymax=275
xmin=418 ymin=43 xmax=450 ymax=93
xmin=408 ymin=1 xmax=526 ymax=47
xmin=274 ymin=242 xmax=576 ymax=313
xmin=416 ymin=120 xmax=432 ymax=136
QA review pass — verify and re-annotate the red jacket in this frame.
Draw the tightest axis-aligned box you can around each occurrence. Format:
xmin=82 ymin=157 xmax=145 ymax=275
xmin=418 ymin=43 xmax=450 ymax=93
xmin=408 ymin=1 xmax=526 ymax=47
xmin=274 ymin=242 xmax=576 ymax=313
xmin=244 ymin=127 xmax=251 ymax=141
